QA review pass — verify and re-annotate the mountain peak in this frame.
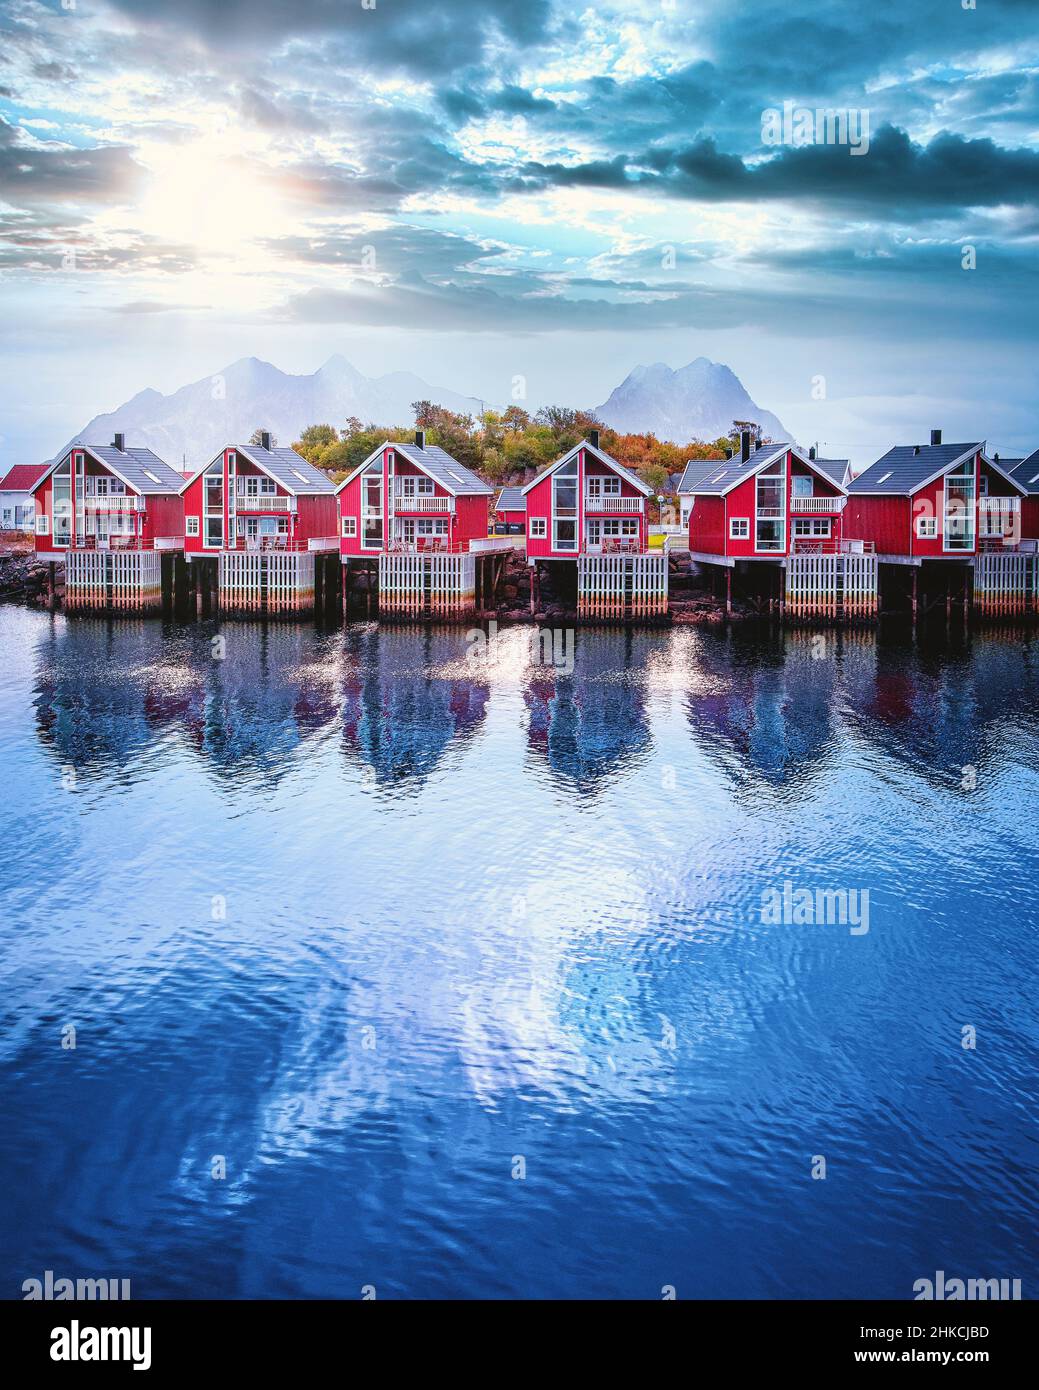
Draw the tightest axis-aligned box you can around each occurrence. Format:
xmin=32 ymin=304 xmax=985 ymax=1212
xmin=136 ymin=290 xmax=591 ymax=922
xmin=67 ymin=356 xmax=485 ymax=465
xmin=593 ymin=360 xmax=789 ymax=444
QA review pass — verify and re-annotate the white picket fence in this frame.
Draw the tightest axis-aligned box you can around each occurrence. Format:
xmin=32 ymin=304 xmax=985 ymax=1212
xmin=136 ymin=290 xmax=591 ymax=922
xmin=786 ymin=553 xmax=878 ymax=619
xmin=219 ymin=551 xmax=315 ymax=615
xmin=973 ymin=551 xmax=1038 ymax=616
xmin=65 ymin=549 xmax=163 ymax=612
xmin=378 ymin=551 xmax=476 ymax=618
xmin=577 ymin=553 xmax=668 ymax=620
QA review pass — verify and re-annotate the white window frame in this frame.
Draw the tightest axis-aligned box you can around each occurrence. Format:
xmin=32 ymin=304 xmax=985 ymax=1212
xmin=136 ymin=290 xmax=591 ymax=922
xmin=587 ymin=475 xmax=621 ymax=497
xmin=186 ymin=516 xmax=200 ymax=537
xmin=792 ymin=518 xmax=831 ymax=538
xmin=916 ymin=516 xmax=937 ymax=539
xmin=341 ymin=516 xmax=357 ymax=538
xmin=529 ymin=517 xmax=547 ymax=538
xmin=36 ymin=513 xmax=50 ymax=535
xmin=729 ymin=517 xmax=750 ymax=539
xmin=602 ymin=517 xmax=639 ymax=537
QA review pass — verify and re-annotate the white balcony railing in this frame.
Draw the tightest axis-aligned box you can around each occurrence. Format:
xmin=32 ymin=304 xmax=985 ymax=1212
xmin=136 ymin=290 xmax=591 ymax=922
xmin=978 ymin=496 xmax=1021 ymax=538
xmin=235 ymin=493 xmax=291 ymax=511
xmin=584 ymin=494 xmax=643 ymax=512
xmin=83 ymin=494 xmax=138 ymax=511
xmin=790 ymin=495 xmax=847 ymax=513
xmin=394 ymin=494 xmax=452 ymax=512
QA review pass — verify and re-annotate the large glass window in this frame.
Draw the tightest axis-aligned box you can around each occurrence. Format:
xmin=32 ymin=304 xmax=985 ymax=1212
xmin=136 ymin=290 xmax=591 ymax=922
xmin=363 ymin=471 xmax=384 ymax=548
xmin=552 ymin=460 xmax=578 ymax=548
xmin=204 ymin=464 xmax=224 ymax=547
xmin=944 ymin=457 xmax=976 ymax=551
xmin=756 ymin=456 xmax=786 ymax=551
xmin=52 ymin=457 xmax=71 ymax=545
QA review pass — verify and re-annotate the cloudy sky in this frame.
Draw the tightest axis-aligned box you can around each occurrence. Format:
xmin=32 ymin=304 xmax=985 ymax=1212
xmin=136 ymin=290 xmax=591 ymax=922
xmin=1 ymin=0 xmax=1037 ymax=467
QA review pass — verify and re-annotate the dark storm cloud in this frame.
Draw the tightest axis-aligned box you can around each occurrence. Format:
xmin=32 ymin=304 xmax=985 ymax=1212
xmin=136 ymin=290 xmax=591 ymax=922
xmin=101 ymin=0 xmax=556 ymax=76
xmin=522 ymin=126 xmax=1039 ymax=214
xmin=0 ymin=116 xmax=143 ymax=206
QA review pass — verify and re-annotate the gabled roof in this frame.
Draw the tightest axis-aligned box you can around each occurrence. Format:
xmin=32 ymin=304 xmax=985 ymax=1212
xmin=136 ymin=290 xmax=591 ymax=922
xmin=181 ymin=444 xmax=334 ymax=496
xmin=335 ymin=441 xmax=492 ymax=496
xmin=676 ymin=443 xmax=843 ymax=499
xmin=495 ymin=487 xmax=526 ymax=512
xmin=34 ymin=444 xmax=183 ymax=495
xmin=520 ymin=438 xmax=653 ymax=497
xmin=0 ymin=463 xmax=50 ymax=493
xmin=847 ymin=442 xmax=1025 ymax=497
xmin=1008 ymin=452 xmax=1039 ymax=494
xmin=811 ymin=457 xmax=852 ymax=487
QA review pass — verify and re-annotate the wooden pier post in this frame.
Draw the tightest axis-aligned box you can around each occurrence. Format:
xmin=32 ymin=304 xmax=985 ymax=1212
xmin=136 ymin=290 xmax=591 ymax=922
xmin=725 ymin=568 xmax=732 ymax=617
xmin=911 ymin=568 xmax=918 ymax=624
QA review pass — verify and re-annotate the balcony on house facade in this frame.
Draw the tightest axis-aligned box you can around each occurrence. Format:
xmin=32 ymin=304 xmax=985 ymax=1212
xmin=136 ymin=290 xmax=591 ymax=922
xmin=393 ymin=491 xmax=453 ymax=513
xmin=82 ymin=492 xmax=140 ymax=511
xmin=790 ymin=495 xmax=848 ymax=514
xmin=583 ymin=493 xmax=644 ymax=513
xmin=234 ymin=489 xmax=293 ymax=512
xmin=978 ymin=495 xmax=1021 ymax=538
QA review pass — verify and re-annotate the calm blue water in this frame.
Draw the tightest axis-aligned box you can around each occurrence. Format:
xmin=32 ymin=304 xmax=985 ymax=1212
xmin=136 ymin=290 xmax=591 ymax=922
xmin=1 ymin=604 xmax=1037 ymax=1299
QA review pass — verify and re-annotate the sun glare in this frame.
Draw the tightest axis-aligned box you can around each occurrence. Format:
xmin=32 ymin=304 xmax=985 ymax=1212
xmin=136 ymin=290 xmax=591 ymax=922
xmin=133 ymin=141 xmax=285 ymax=259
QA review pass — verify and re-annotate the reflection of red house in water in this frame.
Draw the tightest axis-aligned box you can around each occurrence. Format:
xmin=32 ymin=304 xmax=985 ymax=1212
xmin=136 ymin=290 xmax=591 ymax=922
xmin=340 ymin=631 xmax=490 ymax=786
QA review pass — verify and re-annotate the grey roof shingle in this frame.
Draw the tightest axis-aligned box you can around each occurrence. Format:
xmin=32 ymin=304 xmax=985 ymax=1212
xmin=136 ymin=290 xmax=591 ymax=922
xmin=495 ymin=487 xmax=526 ymax=512
xmin=1007 ymin=452 xmax=1039 ymax=494
xmin=847 ymin=443 xmax=981 ymax=495
xmin=811 ymin=457 xmax=851 ymax=487
xmin=235 ymin=444 xmax=334 ymax=494
xmin=677 ymin=443 xmax=790 ymax=495
xmin=48 ymin=444 xmax=183 ymax=494
xmin=391 ymin=443 xmax=492 ymax=495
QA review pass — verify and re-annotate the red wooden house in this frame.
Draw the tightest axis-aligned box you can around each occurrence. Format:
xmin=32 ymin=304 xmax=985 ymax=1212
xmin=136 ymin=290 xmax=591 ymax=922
xmin=1007 ymin=450 xmax=1039 ymax=543
xmin=844 ymin=432 xmax=1025 ymax=560
xmin=335 ymin=432 xmax=493 ymax=617
xmin=336 ymin=430 xmax=492 ymax=559
xmin=179 ymin=432 xmax=337 ymax=555
xmin=677 ymin=433 xmax=850 ymax=562
xmin=31 ymin=434 xmax=185 ymax=559
xmin=845 ymin=432 xmax=1031 ymax=617
xmin=521 ymin=430 xmax=652 ymax=559
xmin=520 ymin=431 xmax=666 ymax=618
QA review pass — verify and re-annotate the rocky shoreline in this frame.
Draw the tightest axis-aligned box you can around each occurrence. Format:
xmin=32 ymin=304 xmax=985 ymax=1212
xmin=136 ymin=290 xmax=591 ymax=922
xmin=0 ymin=548 xmax=58 ymax=606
